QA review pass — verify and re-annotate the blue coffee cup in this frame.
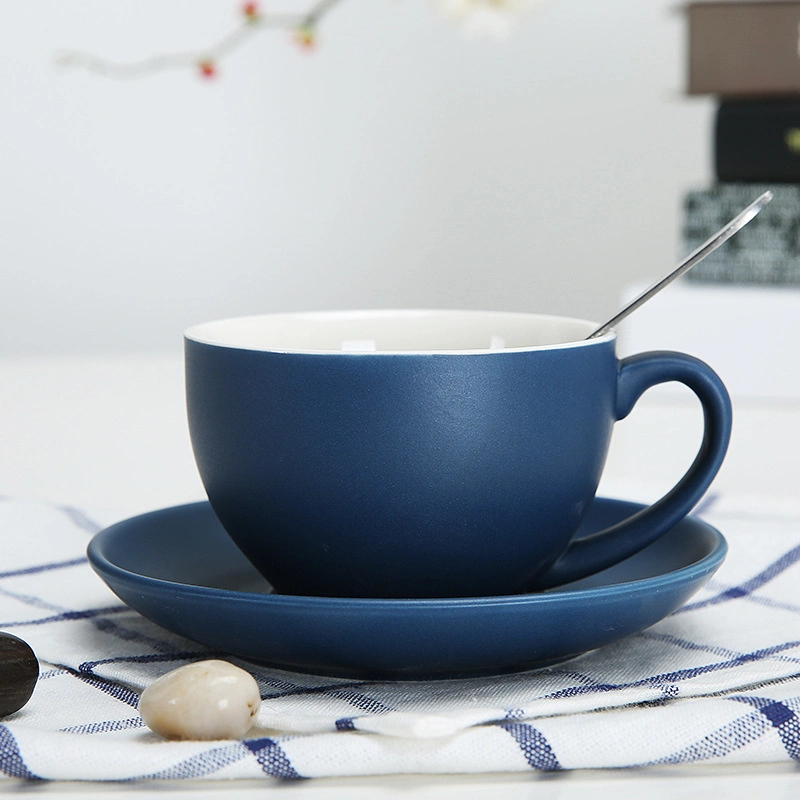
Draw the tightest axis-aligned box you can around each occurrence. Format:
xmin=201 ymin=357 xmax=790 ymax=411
xmin=185 ymin=309 xmax=731 ymax=599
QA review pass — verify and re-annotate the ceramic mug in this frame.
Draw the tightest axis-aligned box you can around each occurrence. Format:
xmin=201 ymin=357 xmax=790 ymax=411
xmin=184 ymin=309 xmax=731 ymax=599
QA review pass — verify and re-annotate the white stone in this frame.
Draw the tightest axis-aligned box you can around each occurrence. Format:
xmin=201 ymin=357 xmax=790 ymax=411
xmin=139 ymin=659 xmax=261 ymax=741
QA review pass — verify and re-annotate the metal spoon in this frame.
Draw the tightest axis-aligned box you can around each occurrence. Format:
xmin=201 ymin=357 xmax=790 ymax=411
xmin=587 ymin=190 xmax=773 ymax=339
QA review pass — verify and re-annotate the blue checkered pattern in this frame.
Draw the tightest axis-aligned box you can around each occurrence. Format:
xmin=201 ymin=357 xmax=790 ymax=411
xmin=1 ymin=493 xmax=800 ymax=781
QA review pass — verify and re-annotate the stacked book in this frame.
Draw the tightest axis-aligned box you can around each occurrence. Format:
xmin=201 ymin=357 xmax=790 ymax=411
xmin=683 ymin=0 xmax=800 ymax=284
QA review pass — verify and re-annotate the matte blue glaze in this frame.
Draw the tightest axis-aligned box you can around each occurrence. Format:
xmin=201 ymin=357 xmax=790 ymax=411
xmin=185 ymin=313 xmax=732 ymax=598
xmin=86 ymin=498 xmax=727 ymax=679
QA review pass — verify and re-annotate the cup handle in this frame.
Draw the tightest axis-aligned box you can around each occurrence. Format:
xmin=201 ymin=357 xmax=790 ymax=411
xmin=534 ymin=351 xmax=732 ymax=590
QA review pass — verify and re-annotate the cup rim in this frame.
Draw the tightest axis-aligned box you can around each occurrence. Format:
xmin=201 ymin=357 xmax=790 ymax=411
xmin=184 ymin=309 xmax=615 ymax=355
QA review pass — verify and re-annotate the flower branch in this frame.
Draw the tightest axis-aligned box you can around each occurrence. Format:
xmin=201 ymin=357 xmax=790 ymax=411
xmin=54 ymin=0 xmax=345 ymax=80
xmin=54 ymin=1 xmax=532 ymax=81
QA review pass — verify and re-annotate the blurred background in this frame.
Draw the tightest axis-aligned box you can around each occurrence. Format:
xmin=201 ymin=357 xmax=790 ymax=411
xmin=0 ymin=0 xmax=712 ymax=355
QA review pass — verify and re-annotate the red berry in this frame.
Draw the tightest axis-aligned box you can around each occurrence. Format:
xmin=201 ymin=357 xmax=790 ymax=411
xmin=198 ymin=60 xmax=216 ymax=79
xmin=294 ymin=26 xmax=315 ymax=49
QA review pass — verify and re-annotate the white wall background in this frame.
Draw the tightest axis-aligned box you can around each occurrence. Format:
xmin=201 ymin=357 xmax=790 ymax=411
xmin=0 ymin=0 xmax=714 ymax=355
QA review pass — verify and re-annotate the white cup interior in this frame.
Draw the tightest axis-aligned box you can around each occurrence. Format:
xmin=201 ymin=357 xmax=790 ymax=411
xmin=184 ymin=310 xmax=609 ymax=354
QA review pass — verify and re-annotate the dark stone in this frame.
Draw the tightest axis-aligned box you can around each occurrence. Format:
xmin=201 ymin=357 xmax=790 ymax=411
xmin=0 ymin=632 xmax=38 ymax=717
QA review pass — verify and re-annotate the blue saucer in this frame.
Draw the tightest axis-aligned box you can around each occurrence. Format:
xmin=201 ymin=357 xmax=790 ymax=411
xmin=87 ymin=498 xmax=726 ymax=679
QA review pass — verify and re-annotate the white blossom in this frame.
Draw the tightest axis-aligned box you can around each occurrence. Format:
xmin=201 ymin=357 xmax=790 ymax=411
xmin=434 ymin=0 xmax=536 ymax=39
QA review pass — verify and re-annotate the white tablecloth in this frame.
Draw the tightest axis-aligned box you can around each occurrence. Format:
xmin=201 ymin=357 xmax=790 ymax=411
xmin=1 ymin=355 xmax=800 ymax=794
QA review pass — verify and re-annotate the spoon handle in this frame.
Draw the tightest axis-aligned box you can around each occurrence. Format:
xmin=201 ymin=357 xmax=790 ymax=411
xmin=587 ymin=190 xmax=773 ymax=340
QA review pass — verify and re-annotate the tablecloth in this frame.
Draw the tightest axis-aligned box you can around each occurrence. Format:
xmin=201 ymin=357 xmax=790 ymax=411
xmin=1 ymin=492 xmax=799 ymax=781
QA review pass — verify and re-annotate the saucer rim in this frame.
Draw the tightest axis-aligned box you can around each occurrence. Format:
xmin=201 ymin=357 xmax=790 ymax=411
xmin=87 ymin=497 xmax=727 ymax=608
xmin=86 ymin=497 xmax=728 ymax=677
